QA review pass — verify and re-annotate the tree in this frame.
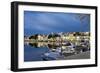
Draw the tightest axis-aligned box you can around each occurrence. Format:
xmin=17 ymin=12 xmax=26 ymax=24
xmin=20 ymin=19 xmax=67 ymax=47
xmin=29 ymin=34 xmax=38 ymax=39
xmin=74 ymin=32 xmax=81 ymax=36
xmin=48 ymin=33 xmax=60 ymax=41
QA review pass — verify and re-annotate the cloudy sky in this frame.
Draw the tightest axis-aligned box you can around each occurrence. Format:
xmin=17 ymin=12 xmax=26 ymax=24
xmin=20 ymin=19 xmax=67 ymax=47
xmin=24 ymin=11 xmax=90 ymax=36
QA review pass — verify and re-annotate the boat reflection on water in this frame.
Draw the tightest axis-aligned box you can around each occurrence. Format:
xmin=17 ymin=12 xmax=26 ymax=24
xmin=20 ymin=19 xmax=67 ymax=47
xmin=24 ymin=41 xmax=90 ymax=61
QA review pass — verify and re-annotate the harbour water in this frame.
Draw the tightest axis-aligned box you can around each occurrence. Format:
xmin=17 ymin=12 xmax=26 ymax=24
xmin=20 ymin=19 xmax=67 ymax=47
xmin=24 ymin=41 xmax=90 ymax=62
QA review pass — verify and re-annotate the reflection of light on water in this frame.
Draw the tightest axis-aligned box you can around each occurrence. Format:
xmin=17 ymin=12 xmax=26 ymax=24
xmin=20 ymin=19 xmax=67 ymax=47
xmin=24 ymin=41 xmax=29 ymax=45
xmin=25 ymin=40 xmax=90 ymax=61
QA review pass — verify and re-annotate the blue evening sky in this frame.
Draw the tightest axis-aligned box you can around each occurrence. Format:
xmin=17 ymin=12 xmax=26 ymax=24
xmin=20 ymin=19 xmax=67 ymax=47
xmin=24 ymin=11 xmax=90 ymax=36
